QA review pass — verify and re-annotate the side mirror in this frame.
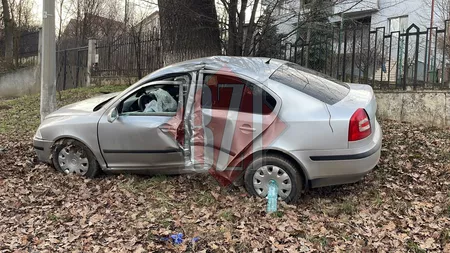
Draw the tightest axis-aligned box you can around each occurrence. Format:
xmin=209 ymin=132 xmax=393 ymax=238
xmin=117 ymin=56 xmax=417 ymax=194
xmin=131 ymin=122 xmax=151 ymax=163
xmin=107 ymin=107 xmax=119 ymax=123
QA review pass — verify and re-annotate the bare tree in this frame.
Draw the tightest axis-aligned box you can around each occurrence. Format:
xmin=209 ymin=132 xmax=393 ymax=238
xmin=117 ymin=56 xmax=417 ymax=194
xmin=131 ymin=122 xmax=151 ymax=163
xmin=428 ymin=1 xmax=450 ymax=52
xmin=219 ymin=0 xmax=266 ymax=56
xmin=124 ymin=0 xmax=156 ymax=80
xmin=56 ymin=0 xmax=73 ymax=45
xmin=11 ymin=0 xmax=35 ymax=66
xmin=225 ymin=0 xmax=238 ymax=55
xmin=0 ymin=0 xmax=37 ymax=69
xmin=57 ymin=0 xmax=110 ymax=47
xmin=243 ymin=0 xmax=260 ymax=55
xmin=157 ymin=0 xmax=221 ymax=65
xmin=218 ymin=0 xmax=341 ymax=56
xmin=2 ymin=0 xmax=14 ymax=66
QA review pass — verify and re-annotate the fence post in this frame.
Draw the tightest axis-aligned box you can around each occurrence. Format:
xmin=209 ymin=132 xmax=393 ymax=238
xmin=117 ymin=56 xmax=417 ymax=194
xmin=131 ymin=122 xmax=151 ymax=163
xmin=63 ymin=50 xmax=67 ymax=90
xmin=87 ymin=39 xmax=97 ymax=87
xmin=38 ymin=29 xmax=42 ymax=65
xmin=34 ymin=29 xmax=42 ymax=97
xmin=305 ymin=24 xmax=311 ymax=68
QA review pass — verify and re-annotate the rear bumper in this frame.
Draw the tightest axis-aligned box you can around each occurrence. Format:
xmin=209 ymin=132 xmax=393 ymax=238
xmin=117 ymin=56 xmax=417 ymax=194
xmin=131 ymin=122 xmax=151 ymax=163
xmin=291 ymin=120 xmax=382 ymax=188
xmin=309 ymin=143 xmax=381 ymax=188
xmin=33 ymin=137 xmax=53 ymax=163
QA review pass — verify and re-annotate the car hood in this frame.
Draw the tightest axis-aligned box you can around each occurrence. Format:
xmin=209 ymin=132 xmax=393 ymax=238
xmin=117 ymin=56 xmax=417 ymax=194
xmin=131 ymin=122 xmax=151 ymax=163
xmin=46 ymin=92 xmax=120 ymax=118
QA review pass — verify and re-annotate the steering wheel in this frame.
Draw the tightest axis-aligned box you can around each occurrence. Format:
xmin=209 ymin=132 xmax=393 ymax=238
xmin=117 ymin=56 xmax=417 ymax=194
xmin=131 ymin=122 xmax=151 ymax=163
xmin=138 ymin=93 xmax=156 ymax=111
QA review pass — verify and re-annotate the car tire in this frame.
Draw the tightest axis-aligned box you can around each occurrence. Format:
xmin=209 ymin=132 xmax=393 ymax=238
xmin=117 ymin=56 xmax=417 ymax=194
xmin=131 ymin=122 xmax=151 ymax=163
xmin=52 ymin=139 xmax=100 ymax=178
xmin=244 ymin=154 xmax=304 ymax=203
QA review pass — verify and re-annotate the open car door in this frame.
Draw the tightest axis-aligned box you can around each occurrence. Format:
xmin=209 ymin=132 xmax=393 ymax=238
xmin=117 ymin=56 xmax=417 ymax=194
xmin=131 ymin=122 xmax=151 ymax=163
xmin=184 ymin=69 xmax=283 ymax=185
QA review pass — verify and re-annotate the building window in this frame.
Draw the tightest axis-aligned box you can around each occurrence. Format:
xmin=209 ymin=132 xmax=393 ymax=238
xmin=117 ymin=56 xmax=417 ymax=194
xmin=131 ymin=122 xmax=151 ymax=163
xmin=389 ymin=16 xmax=408 ymax=33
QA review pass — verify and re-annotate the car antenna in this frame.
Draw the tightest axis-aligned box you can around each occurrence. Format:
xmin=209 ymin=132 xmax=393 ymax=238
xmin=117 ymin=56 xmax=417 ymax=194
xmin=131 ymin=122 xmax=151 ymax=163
xmin=265 ymin=58 xmax=272 ymax=64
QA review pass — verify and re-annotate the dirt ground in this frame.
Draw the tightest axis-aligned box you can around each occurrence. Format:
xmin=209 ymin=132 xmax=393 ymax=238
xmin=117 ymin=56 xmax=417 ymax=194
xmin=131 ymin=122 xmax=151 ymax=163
xmin=0 ymin=87 xmax=449 ymax=252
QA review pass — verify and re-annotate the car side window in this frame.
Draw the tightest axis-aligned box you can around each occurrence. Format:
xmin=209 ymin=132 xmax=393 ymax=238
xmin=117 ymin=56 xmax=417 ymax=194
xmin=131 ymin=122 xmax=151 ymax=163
xmin=120 ymin=84 xmax=180 ymax=115
xmin=201 ymin=74 xmax=276 ymax=115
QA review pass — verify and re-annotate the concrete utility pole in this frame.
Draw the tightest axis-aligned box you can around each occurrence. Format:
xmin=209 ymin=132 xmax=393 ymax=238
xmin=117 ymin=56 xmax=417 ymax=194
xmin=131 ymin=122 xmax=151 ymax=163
xmin=40 ymin=0 xmax=57 ymax=122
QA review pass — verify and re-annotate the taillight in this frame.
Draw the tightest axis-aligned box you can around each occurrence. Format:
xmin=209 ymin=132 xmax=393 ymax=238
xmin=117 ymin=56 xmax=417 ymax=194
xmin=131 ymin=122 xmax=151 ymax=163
xmin=348 ymin=108 xmax=371 ymax=141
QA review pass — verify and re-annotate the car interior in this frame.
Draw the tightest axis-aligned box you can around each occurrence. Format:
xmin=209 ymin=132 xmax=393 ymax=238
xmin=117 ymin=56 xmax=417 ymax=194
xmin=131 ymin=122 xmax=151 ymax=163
xmin=119 ymin=74 xmax=190 ymax=115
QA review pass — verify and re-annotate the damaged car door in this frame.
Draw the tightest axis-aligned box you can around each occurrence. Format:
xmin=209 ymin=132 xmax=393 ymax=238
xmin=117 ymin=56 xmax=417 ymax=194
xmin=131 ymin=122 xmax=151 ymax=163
xmin=186 ymin=70 xmax=282 ymax=181
xmin=97 ymin=80 xmax=185 ymax=172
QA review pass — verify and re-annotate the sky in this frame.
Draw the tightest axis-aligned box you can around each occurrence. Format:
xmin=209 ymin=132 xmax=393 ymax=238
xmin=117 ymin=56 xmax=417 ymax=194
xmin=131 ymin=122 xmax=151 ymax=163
xmin=31 ymin=0 xmax=140 ymax=31
xmin=32 ymin=0 xmax=158 ymax=31
xmin=31 ymin=0 xmax=261 ymax=30
xmin=32 ymin=0 xmax=42 ymax=23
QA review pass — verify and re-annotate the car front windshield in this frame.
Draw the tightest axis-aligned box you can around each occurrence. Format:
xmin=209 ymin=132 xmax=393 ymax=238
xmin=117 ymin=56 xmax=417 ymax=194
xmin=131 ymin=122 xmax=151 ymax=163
xmin=270 ymin=62 xmax=350 ymax=105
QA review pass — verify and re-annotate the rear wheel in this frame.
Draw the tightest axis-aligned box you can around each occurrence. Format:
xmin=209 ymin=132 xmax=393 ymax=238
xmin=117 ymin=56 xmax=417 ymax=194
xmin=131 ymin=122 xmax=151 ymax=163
xmin=52 ymin=139 xmax=99 ymax=178
xmin=244 ymin=154 xmax=304 ymax=203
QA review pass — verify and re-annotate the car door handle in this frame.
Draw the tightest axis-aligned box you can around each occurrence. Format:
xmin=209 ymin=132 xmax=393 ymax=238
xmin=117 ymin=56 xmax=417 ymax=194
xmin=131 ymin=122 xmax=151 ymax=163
xmin=160 ymin=127 xmax=170 ymax=133
xmin=239 ymin=125 xmax=256 ymax=132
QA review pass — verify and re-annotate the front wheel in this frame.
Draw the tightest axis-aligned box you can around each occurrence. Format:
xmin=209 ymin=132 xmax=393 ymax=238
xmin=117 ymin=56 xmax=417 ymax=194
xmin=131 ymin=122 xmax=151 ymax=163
xmin=52 ymin=139 xmax=100 ymax=178
xmin=244 ymin=155 xmax=304 ymax=203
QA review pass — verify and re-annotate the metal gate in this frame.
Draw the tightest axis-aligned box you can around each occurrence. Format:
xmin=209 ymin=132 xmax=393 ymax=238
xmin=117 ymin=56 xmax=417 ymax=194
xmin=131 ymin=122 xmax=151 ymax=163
xmin=56 ymin=46 xmax=88 ymax=91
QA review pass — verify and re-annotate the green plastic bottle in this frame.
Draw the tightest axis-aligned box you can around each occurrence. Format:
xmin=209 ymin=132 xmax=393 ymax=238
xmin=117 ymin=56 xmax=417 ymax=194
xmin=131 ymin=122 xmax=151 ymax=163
xmin=267 ymin=180 xmax=278 ymax=213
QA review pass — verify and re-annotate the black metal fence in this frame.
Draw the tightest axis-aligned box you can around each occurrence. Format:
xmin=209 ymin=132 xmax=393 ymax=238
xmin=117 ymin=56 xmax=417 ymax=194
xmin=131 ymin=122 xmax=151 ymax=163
xmin=0 ymin=30 xmax=39 ymax=73
xmin=93 ymin=29 xmax=162 ymax=79
xmin=272 ymin=21 xmax=450 ymax=90
xmin=16 ymin=31 xmax=40 ymax=66
xmin=48 ymin=21 xmax=450 ymax=90
xmin=56 ymin=46 xmax=88 ymax=91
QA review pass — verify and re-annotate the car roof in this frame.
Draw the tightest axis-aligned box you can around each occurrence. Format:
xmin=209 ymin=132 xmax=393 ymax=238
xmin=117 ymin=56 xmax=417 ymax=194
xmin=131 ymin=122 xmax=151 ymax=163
xmin=142 ymin=56 xmax=288 ymax=84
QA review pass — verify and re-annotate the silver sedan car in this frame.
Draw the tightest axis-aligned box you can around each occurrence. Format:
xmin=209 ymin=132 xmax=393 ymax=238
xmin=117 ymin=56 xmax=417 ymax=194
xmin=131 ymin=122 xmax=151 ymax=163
xmin=34 ymin=56 xmax=381 ymax=203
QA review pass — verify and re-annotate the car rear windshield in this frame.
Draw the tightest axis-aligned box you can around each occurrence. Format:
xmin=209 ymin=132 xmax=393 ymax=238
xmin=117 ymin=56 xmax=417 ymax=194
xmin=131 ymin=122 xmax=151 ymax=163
xmin=270 ymin=63 xmax=350 ymax=105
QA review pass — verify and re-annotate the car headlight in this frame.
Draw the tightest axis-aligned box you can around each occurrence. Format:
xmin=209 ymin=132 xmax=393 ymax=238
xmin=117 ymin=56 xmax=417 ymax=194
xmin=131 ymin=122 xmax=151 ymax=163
xmin=34 ymin=128 xmax=43 ymax=139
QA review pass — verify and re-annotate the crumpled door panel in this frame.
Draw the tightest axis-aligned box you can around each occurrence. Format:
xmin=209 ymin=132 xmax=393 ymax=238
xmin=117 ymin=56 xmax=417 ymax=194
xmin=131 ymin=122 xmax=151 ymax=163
xmin=183 ymin=70 xmax=284 ymax=185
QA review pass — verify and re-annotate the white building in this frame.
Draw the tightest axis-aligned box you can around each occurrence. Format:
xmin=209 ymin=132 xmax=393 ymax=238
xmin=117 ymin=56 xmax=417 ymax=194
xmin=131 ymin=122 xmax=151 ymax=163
xmin=331 ymin=0 xmax=432 ymax=33
xmin=331 ymin=0 xmax=436 ymax=83
xmin=271 ymin=0 xmax=434 ymax=39
xmin=138 ymin=11 xmax=160 ymax=32
xmin=269 ymin=0 xmax=446 ymax=84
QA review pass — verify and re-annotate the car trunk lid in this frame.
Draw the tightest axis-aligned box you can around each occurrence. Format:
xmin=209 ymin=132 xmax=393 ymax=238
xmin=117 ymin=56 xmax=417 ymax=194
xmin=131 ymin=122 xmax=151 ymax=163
xmin=326 ymin=83 xmax=377 ymax=145
xmin=340 ymin=83 xmax=376 ymax=124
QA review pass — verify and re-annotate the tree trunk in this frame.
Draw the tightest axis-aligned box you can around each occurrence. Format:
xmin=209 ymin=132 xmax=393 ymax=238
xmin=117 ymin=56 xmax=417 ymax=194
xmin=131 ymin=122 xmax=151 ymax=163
xmin=243 ymin=0 xmax=259 ymax=55
xmin=2 ymin=0 xmax=14 ymax=67
xmin=158 ymin=0 xmax=221 ymax=65
xmin=236 ymin=0 xmax=247 ymax=56
xmin=227 ymin=0 xmax=237 ymax=56
xmin=57 ymin=0 xmax=64 ymax=43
